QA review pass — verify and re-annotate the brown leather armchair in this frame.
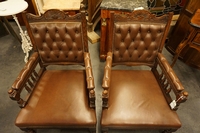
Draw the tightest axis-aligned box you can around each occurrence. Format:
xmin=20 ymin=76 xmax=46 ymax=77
xmin=101 ymin=10 xmax=188 ymax=133
xmin=8 ymin=9 xmax=96 ymax=133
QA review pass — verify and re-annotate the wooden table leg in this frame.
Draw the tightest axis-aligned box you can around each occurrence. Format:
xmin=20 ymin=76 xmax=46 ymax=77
xmin=2 ymin=16 xmax=21 ymax=43
xmin=171 ymin=38 xmax=189 ymax=67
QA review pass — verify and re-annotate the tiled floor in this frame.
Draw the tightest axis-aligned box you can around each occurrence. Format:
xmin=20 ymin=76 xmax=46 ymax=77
xmin=0 ymin=22 xmax=200 ymax=133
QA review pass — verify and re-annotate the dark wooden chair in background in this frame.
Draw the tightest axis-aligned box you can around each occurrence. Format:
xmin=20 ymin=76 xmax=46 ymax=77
xmin=8 ymin=9 xmax=96 ymax=133
xmin=101 ymin=10 xmax=188 ymax=133
xmin=171 ymin=9 xmax=200 ymax=67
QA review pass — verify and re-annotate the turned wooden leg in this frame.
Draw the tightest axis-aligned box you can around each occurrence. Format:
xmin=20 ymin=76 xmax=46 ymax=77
xmin=101 ymin=128 xmax=109 ymax=133
xmin=89 ymin=127 xmax=96 ymax=133
xmin=21 ymin=128 xmax=37 ymax=133
xmin=159 ymin=129 xmax=177 ymax=133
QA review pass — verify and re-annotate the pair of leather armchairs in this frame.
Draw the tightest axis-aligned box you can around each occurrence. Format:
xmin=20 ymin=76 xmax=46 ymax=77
xmin=8 ymin=9 xmax=188 ymax=133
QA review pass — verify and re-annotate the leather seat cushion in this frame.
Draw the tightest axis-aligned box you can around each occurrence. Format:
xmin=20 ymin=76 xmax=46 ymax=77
xmin=15 ymin=70 xmax=96 ymax=128
xmin=101 ymin=70 xmax=181 ymax=129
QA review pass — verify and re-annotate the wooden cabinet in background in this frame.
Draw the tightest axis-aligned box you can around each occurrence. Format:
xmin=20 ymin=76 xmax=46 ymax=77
xmin=87 ymin=0 xmax=102 ymax=32
xmin=165 ymin=0 xmax=200 ymax=69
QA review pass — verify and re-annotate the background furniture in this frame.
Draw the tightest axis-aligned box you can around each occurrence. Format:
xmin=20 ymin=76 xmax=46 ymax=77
xmin=101 ymin=10 xmax=188 ymax=133
xmin=10 ymin=0 xmax=36 ymax=25
xmin=86 ymin=0 xmax=101 ymax=43
xmin=148 ymin=0 xmax=186 ymax=15
xmin=166 ymin=0 xmax=200 ymax=69
xmin=171 ymin=9 xmax=200 ymax=67
xmin=8 ymin=9 xmax=96 ymax=133
xmin=31 ymin=0 xmax=81 ymax=16
xmin=0 ymin=16 xmax=20 ymax=41
xmin=99 ymin=0 xmax=148 ymax=61
xmin=0 ymin=0 xmax=32 ymax=62
xmin=0 ymin=17 xmax=9 ymax=38
xmin=87 ymin=0 xmax=101 ymax=32
xmin=30 ymin=0 xmax=101 ymax=43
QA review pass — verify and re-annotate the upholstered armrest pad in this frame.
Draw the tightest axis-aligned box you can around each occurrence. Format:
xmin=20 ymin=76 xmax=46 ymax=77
xmin=157 ymin=53 xmax=184 ymax=91
xmin=102 ymin=52 xmax=112 ymax=89
xmin=11 ymin=52 xmax=39 ymax=90
xmin=84 ymin=52 xmax=95 ymax=89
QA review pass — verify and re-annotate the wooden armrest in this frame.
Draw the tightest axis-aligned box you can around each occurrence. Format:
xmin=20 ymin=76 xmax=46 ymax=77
xmin=155 ymin=53 xmax=188 ymax=110
xmin=102 ymin=52 xmax=112 ymax=89
xmin=102 ymin=52 xmax=112 ymax=108
xmin=158 ymin=53 xmax=184 ymax=91
xmin=84 ymin=52 xmax=95 ymax=108
xmin=8 ymin=52 xmax=42 ymax=108
xmin=11 ymin=52 xmax=39 ymax=90
xmin=84 ymin=52 xmax=95 ymax=89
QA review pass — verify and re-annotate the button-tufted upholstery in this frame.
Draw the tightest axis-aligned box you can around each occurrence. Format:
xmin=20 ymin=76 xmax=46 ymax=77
xmin=8 ymin=9 xmax=96 ymax=133
xmin=30 ymin=22 xmax=84 ymax=63
xmin=113 ymin=23 xmax=165 ymax=63
xmin=101 ymin=10 xmax=188 ymax=133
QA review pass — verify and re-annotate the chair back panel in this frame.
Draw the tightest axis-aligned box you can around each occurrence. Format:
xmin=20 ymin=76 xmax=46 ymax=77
xmin=110 ymin=10 xmax=172 ymax=66
xmin=30 ymin=22 xmax=84 ymax=63
xmin=23 ymin=9 xmax=88 ymax=65
xmin=113 ymin=22 xmax=166 ymax=63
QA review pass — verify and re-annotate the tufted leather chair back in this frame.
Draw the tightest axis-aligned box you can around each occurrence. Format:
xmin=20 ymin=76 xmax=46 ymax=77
xmin=109 ymin=10 xmax=172 ymax=66
xmin=23 ymin=9 xmax=88 ymax=65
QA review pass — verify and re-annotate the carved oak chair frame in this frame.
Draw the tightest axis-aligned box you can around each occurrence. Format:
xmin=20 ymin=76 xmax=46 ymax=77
xmin=8 ymin=9 xmax=96 ymax=133
xmin=101 ymin=10 xmax=188 ymax=133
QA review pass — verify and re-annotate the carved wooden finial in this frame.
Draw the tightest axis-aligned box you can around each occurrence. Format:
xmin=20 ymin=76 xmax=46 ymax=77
xmin=103 ymin=90 xmax=108 ymax=97
xmin=8 ymin=89 xmax=13 ymax=94
xmin=90 ymin=89 xmax=95 ymax=95
xmin=183 ymin=91 xmax=189 ymax=97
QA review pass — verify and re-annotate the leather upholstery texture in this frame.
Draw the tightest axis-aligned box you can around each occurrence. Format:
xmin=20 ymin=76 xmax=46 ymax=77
xmin=113 ymin=22 xmax=165 ymax=64
xmin=101 ymin=70 xmax=181 ymax=128
xmin=16 ymin=70 xmax=96 ymax=127
xmin=30 ymin=22 xmax=84 ymax=63
xmin=8 ymin=9 xmax=96 ymax=133
xmin=101 ymin=10 xmax=188 ymax=133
